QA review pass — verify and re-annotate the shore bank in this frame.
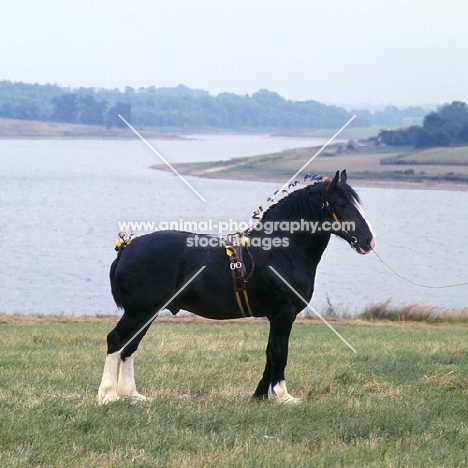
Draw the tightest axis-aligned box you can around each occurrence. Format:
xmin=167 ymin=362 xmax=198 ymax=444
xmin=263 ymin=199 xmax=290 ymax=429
xmin=0 ymin=117 xmax=181 ymax=140
xmin=152 ymin=143 xmax=468 ymax=191
xmin=3 ymin=119 xmax=467 ymax=190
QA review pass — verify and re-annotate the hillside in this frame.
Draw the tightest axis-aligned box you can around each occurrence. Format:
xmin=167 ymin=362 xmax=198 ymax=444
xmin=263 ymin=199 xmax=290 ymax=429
xmin=0 ymin=80 xmax=428 ymax=132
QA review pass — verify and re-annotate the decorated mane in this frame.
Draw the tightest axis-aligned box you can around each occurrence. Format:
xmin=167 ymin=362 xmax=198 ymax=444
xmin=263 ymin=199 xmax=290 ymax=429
xmin=251 ymin=173 xmax=360 ymax=224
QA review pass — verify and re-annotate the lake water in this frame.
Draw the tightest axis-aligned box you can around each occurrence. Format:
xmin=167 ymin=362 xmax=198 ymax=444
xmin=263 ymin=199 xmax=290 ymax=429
xmin=0 ymin=136 xmax=467 ymax=316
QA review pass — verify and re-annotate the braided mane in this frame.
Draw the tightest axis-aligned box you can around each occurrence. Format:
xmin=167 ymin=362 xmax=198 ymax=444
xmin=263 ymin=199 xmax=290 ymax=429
xmin=253 ymin=178 xmax=361 ymax=224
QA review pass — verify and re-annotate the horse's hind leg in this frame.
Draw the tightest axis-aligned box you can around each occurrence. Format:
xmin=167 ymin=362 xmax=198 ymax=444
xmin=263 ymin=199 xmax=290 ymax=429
xmin=98 ymin=312 xmax=153 ymax=404
xmin=97 ymin=350 xmax=120 ymax=404
xmin=116 ymin=323 xmax=152 ymax=401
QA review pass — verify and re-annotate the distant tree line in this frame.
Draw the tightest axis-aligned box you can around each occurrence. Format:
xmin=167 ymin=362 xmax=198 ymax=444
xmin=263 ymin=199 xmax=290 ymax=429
xmin=0 ymin=80 xmax=429 ymax=131
xmin=378 ymin=101 xmax=468 ymax=147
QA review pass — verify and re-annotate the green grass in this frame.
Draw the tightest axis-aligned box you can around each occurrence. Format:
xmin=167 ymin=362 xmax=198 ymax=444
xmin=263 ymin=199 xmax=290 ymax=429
xmin=1 ymin=318 xmax=468 ymax=467
xmin=395 ymin=147 xmax=468 ymax=165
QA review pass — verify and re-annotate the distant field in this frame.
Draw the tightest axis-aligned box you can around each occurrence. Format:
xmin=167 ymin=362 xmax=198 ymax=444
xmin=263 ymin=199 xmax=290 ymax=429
xmin=0 ymin=119 xmax=390 ymax=141
xmin=0 ymin=118 xmax=179 ymax=139
xmin=1 ymin=316 xmax=467 ymax=467
xmin=276 ymin=123 xmax=422 ymax=141
xmin=387 ymin=146 xmax=468 ymax=165
xmin=0 ymin=120 xmax=400 ymax=142
xmin=154 ymin=143 xmax=468 ymax=188
xmin=3 ymin=118 xmax=467 ymax=188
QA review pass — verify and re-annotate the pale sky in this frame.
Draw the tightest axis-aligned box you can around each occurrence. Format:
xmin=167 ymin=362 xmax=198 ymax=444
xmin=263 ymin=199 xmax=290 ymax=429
xmin=1 ymin=0 xmax=467 ymax=107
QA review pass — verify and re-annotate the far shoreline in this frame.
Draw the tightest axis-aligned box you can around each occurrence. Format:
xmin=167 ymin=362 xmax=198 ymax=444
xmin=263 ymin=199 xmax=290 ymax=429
xmin=152 ymin=165 xmax=468 ymax=192
xmin=3 ymin=117 xmax=467 ymax=191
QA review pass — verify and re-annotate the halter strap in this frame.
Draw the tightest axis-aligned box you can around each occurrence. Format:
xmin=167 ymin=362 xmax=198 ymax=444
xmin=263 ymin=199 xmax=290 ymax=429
xmin=321 ymin=202 xmax=358 ymax=247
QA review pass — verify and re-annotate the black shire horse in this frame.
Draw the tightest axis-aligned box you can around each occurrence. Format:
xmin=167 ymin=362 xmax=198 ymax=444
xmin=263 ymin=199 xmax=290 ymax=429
xmin=98 ymin=170 xmax=375 ymax=404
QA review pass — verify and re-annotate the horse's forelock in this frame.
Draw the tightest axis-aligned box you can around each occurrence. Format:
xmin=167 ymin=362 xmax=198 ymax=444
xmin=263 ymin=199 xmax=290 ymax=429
xmin=336 ymin=181 xmax=361 ymax=206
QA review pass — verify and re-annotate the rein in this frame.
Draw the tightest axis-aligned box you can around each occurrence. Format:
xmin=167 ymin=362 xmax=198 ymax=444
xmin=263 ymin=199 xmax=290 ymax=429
xmin=373 ymin=249 xmax=468 ymax=289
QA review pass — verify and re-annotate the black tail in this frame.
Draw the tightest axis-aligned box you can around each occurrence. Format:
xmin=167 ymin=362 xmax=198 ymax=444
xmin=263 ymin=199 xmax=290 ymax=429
xmin=109 ymin=250 xmax=124 ymax=309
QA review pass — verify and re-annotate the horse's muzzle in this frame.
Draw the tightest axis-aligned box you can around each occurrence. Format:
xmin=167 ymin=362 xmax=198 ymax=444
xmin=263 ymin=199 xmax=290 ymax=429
xmin=353 ymin=235 xmax=375 ymax=255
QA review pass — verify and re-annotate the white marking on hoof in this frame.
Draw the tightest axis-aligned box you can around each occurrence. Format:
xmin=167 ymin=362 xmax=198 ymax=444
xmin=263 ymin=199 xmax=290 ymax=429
xmin=268 ymin=380 xmax=302 ymax=404
xmin=97 ymin=352 xmax=120 ymax=405
xmin=99 ymin=394 xmax=121 ymax=405
xmin=129 ymin=394 xmax=151 ymax=405
xmin=117 ymin=354 xmax=149 ymax=402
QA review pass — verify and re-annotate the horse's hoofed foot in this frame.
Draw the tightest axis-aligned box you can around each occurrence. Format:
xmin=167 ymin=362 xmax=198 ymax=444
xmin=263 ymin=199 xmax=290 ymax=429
xmin=98 ymin=381 xmax=120 ymax=405
xmin=98 ymin=393 xmax=121 ymax=405
xmin=127 ymin=393 xmax=151 ymax=404
xmin=116 ymin=355 xmax=150 ymax=402
xmin=122 ymin=392 xmax=150 ymax=402
xmin=268 ymin=380 xmax=302 ymax=404
xmin=98 ymin=352 xmax=120 ymax=405
xmin=97 ymin=389 xmax=149 ymax=405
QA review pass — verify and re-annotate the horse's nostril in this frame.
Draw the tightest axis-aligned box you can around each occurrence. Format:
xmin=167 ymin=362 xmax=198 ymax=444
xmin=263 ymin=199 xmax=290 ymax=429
xmin=365 ymin=237 xmax=372 ymax=247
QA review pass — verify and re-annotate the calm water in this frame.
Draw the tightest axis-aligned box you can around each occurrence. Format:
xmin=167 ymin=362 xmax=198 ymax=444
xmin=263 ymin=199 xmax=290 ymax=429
xmin=0 ymin=137 xmax=467 ymax=315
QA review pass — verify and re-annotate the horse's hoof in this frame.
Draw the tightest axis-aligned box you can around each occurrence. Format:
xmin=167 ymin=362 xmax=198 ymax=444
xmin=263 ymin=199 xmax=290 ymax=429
xmin=279 ymin=394 xmax=302 ymax=404
xmin=268 ymin=381 xmax=302 ymax=404
xmin=127 ymin=393 xmax=151 ymax=403
xmin=98 ymin=394 xmax=121 ymax=405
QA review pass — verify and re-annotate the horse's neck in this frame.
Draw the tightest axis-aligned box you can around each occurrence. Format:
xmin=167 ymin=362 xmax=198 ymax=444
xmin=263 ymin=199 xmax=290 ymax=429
xmin=255 ymin=190 xmax=325 ymax=236
xmin=286 ymin=230 xmax=331 ymax=265
xmin=252 ymin=191 xmax=331 ymax=270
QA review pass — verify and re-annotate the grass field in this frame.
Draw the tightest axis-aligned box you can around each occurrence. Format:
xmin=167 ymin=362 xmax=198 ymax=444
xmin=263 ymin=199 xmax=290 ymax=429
xmin=1 ymin=316 xmax=467 ymax=467
xmin=153 ymin=142 xmax=468 ymax=188
xmin=0 ymin=121 xmax=390 ymax=141
xmin=0 ymin=118 xmax=179 ymax=140
xmin=389 ymin=147 xmax=468 ymax=165
xmin=3 ymin=118 xmax=467 ymax=188
xmin=275 ymin=124 xmax=419 ymax=141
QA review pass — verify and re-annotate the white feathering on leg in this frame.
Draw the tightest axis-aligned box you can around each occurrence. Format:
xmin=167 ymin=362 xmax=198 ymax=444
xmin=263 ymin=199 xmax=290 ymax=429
xmin=117 ymin=353 xmax=149 ymax=401
xmin=97 ymin=352 xmax=120 ymax=404
xmin=268 ymin=380 xmax=302 ymax=404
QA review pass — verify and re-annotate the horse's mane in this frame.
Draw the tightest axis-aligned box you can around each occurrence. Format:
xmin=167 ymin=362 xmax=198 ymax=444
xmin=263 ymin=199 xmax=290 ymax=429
xmin=255 ymin=179 xmax=361 ymax=223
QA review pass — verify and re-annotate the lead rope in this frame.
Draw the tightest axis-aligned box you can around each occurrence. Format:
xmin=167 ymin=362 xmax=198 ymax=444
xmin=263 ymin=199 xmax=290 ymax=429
xmin=372 ymin=249 xmax=468 ymax=289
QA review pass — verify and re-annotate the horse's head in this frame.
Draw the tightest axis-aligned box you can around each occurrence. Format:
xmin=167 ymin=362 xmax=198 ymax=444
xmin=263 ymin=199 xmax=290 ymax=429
xmin=324 ymin=170 xmax=375 ymax=254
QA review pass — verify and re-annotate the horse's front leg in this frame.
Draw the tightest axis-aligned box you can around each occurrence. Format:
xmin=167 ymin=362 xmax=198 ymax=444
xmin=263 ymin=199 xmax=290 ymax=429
xmin=252 ymin=331 xmax=273 ymax=399
xmin=254 ymin=309 xmax=301 ymax=404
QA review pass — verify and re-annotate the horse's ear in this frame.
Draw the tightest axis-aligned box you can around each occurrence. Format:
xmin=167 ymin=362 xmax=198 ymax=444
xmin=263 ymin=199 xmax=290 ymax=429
xmin=340 ymin=170 xmax=348 ymax=184
xmin=327 ymin=171 xmax=340 ymax=192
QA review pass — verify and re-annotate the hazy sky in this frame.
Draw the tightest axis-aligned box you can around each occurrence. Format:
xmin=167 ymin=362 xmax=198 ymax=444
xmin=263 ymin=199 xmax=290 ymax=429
xmin=1 ymin=0 xmax=467 ymax=107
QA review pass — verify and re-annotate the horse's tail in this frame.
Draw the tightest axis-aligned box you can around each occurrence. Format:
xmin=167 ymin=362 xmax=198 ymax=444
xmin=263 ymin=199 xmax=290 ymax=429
xmin=109 ymin=250 xmax=124 ymax=309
